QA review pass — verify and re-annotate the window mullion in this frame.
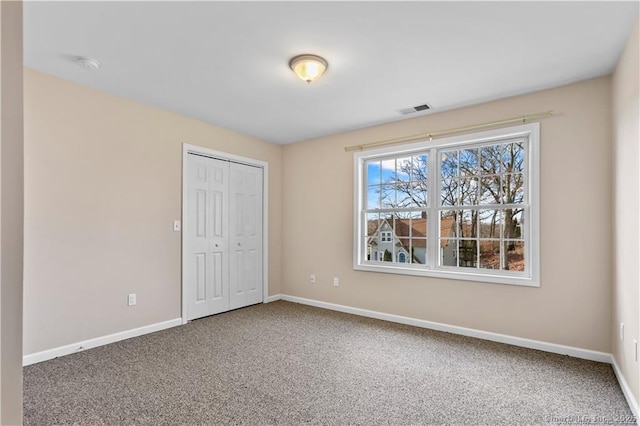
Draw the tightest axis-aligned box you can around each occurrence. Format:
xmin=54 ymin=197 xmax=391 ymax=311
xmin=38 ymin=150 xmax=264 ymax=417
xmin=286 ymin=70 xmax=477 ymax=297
xmin=427 ymin=147 xmax=439 ymax=268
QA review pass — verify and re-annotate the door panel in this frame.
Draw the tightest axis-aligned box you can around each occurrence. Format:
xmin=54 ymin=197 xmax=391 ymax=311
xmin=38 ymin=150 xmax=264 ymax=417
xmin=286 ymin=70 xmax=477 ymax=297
xmin=230 ymin=162 xmax=263 ymax=309
xmin=186 ymin=154 xmax=230 ymax=320
xmin=195 ymin=253 xmax=206 ymax=301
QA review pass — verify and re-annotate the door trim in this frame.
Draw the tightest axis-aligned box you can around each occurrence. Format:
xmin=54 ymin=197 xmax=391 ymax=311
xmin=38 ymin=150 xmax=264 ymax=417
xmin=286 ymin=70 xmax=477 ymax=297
xmin=181 ymin=143 xmax=269 ymax=324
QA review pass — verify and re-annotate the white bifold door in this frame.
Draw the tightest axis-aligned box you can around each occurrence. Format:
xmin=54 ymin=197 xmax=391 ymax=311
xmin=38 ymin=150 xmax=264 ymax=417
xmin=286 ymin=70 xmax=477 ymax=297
xmin=186 ymin=153 xmax=263 ymax=321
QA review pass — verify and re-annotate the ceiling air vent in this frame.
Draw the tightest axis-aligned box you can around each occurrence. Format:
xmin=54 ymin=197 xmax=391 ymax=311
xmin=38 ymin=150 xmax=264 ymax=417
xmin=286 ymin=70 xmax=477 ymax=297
xmin=396 ymin=103 xmax=431 ymax=115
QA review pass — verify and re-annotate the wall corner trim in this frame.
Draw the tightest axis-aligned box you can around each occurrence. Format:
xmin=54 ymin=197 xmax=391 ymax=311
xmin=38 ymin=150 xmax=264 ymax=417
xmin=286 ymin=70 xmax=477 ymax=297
xmin=279 ymin=295 xmax=612 ymax=364
xmin=265 ymin=294 xmax=282 ymax=303
xmin=611 ymin=356 xmax=640 ymax=419
xmin=22 ymin=318 xmax=183 ymax=366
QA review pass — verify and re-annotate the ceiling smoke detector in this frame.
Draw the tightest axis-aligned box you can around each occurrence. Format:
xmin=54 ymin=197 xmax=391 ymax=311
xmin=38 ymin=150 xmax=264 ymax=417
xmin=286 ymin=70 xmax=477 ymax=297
xmin=76 ymin=56 xmax=100 ymax=70
xmin=397 ymin=103 xmax=431 ymax=115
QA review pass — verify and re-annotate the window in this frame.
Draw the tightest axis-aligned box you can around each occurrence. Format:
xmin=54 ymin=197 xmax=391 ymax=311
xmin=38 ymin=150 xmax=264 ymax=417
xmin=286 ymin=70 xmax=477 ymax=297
xmin=353 ymin=123 xmax=539 ymax=286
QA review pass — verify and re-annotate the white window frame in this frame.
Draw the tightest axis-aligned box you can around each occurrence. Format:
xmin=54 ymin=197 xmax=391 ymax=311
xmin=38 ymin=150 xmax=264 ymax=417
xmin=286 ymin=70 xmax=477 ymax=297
xmin=353 ymin=123 xmax=540 ymax=287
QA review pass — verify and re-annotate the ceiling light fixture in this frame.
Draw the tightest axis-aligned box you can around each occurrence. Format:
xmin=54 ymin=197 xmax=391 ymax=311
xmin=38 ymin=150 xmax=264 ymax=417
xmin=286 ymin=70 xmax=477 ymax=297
xmin=289 ymin=54 xmax=328 ymax=84
xmin=76 ymin=56 xmax=100 ymax=71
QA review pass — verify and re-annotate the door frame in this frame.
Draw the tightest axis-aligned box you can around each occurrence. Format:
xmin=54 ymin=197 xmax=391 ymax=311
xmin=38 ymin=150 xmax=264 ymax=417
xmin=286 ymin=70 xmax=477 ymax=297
xmin=181 ymin=143 xmax=269 ymax=324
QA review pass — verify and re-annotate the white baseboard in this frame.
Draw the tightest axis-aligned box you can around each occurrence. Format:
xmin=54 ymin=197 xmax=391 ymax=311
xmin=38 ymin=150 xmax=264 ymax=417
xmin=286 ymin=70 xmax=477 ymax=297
xmin=611 ymin=357 xmax=640 ymax=418
xmin=265 ymin=294 xmax=282 ymax=303
xmin=23 ymin=317 xmax=183 ymax=366
xmin=280 ymin=295 xmax=612 ymax=363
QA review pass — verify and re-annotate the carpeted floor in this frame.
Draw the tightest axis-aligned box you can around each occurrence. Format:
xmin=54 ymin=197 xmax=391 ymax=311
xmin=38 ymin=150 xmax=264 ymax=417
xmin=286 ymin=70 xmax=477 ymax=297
xmin=24 ymin=301 xmax=635 ymax=425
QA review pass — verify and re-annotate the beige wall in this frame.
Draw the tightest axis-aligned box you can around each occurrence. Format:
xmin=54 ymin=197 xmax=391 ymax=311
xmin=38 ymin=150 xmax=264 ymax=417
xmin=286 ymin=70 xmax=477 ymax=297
xmin=612 ymin=18 xmax=640 ymax=402
xmin=283 ymin=77 xmax=613 ymax=352
xmin=23 ymin=69 xmax=283 ymax=355
xmin=0 ymin=1 xmax=24 ymax=424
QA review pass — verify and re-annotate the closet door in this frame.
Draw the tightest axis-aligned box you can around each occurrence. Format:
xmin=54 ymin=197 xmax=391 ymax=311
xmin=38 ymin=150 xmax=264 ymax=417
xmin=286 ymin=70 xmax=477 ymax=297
xmin=185 ymin=154 xmax=230 ymax=320
xmin=229 ymin=162 xmax=264 ymax=310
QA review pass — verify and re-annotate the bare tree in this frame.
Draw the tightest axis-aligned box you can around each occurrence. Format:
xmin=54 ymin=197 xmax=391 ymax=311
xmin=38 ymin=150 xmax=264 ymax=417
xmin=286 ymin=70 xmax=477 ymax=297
xmin=377 ymin=141 xmax=525 ymax=269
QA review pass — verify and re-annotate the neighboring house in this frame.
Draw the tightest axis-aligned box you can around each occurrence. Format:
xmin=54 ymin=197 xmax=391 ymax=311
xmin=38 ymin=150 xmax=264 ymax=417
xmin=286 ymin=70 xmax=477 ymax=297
xmin=367 ymin=219 xmax=411 ymax=263
xmin=367 ymin=216 xmax=457 ymax=265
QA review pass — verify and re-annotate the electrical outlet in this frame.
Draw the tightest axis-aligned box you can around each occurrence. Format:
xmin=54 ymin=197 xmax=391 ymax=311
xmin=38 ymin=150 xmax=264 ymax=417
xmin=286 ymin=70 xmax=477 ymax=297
xmin=128 ymin=293 xmax=137 ymax=306
xmin=620 ymin=323 xmax=625 ymax=341
xmin=310 ymin=274 xmax=316 ymax=284
xmin=333 ymin=277 xmax=339 ymax=287
xmin=173 ymin=220 xmax=181 ymax=232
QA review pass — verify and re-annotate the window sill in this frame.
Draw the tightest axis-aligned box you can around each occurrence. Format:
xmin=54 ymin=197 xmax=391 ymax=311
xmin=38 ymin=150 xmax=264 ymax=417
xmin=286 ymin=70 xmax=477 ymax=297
xmin=354 ymin=262 xmax=539 ymax=287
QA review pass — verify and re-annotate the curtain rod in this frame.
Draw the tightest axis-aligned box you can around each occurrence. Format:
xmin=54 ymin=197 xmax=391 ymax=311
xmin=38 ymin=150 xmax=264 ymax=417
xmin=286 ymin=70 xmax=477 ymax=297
xmin=344 ymin=110 xmax=554 ymax=152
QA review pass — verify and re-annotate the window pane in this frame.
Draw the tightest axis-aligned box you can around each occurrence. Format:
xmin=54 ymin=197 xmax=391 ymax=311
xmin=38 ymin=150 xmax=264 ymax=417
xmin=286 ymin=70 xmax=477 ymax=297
xmin=480 ymin=176 xmax=501 ymax=205
xmin=458 ymin=210 xmax=477 ymax=239
xmin=441 ymin=178 xmax=459 ymax=206
xmin=503 ymin=173 xmax=524 ymax=204
xmin=412 ymin=154 xmax=428 ymax=182
xmin=367 ymin=186 xmax=381 ymax=209
xmin=459 ymin=148 xmax=479 ymax=177
xmin=367 ymin=160 xmax=381 ymax=185
xmin=460 ymin=177 xmax=480 ymax=205
xmin=480 ymin=145 xmax=502 ymax=174
xmin=503 ymin=241 xmax=525 ymax=271
xmin=479 ymin=240 xmax=501 ymax=269
xmin=380 ymin=184 xmax=395 ymax=208
xmin=394 ymin=215 xmax=411 ymax=237
xmin=441 ymin=151 xmax=458 ymax=179
xmin=458 ymin=240 xmax=478 ymax=268
xmin=503 ymin=141 xmax=525 ymax=173
xmin=415 ymin=182 xmax=428 ymax=207
xmin=440 ymin=211 xmax=456 ymax=239
xmin=502 ymin=209 xmax=523 ymax=240
xmin=410 ymin=238 xmax=427 ymax=264
xmin=513 ymin=210 xmax=524 ymax=239
xmin=411 ymin=214 xmax=427 ymax=238
xmin=382 ymin=214 xmax=394 ymax=224
xmin=365 ymin=238 xmax=376 ymax=261
xmin=365 ymin=213 xmax=380 ymax=237
xmin=396 ymin=157 xmax=412 ymax=182
xmin=478 ymin=210 xmax=502 ymax=239
xmin=397 ymin=182 xmax=427 ymax=208
xmin=440 ymin=238 xmax=457 ymax=266
xmin=381 ymin=248 xmax=394 ymax=262
xmin=381 ymin=158 xmax=395 ymax=183
xmin=373 ymin=218 xmax=394 ymax=263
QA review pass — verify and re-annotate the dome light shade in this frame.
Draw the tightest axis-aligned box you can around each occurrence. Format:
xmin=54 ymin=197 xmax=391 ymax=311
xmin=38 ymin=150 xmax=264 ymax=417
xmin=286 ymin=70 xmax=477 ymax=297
xmin=289 ymin=54 xmax=328 ymax=84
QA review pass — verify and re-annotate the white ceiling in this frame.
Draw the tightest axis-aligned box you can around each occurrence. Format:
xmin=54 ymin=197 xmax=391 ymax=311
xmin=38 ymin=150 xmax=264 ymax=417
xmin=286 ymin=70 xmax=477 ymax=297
xmin=24 ymin=1 xmax=639 ymax=145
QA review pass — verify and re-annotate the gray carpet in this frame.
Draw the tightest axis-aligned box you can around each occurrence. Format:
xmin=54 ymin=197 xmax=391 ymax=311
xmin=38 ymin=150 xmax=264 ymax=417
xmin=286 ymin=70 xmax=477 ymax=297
xmin=24 ymin=301 xmax=635 ymax=425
